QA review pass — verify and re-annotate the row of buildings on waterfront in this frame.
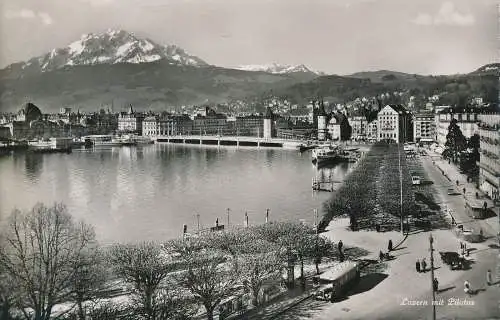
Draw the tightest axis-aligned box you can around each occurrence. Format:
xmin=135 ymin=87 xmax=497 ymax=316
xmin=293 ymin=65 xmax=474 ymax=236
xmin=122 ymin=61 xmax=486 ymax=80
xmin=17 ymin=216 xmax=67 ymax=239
xmin=1 ymin=101 xmax=498 ymax=203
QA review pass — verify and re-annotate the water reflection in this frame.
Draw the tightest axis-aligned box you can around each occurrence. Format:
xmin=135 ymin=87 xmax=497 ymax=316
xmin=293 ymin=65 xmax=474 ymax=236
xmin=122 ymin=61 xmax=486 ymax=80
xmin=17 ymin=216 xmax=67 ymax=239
xmin=0 ymin=144 xmax=352 ymax=243
xmin=24 ymin=153 xmax=43 ymax=180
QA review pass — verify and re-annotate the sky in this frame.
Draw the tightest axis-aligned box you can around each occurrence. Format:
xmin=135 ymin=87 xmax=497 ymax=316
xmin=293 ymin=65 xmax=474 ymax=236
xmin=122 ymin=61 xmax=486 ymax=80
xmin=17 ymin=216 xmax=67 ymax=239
xmin=0 ymin=0 xmax=497 ymax=75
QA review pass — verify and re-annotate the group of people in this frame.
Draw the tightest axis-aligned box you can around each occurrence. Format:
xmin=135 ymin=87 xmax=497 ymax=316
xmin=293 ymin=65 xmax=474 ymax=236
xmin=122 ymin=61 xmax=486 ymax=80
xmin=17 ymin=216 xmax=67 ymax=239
xmin=462 ymin=270 xmax=494 ymax=296
xmin=415 ymin=258 xmax=427 ymax=273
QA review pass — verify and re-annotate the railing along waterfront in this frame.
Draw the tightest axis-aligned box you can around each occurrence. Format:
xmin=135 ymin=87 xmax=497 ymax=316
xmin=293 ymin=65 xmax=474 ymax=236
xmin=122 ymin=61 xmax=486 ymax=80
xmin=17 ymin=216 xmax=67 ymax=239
xmin=153 ymin=134 xmax=306 ymax=148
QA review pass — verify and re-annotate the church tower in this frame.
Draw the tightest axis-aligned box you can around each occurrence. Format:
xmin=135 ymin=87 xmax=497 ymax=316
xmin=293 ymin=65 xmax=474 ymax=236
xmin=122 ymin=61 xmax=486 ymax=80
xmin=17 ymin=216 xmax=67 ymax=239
xmin=317 ymin=100 xmax=327 ymax=141
xmin=263 ymin=106 xmax=274 ymax=139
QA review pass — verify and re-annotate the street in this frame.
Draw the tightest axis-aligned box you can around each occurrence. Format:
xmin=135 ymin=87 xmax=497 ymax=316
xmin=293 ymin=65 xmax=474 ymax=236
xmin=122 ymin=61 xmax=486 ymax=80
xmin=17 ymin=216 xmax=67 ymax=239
xmin=274 ymin=152 xmax=500 ymax=320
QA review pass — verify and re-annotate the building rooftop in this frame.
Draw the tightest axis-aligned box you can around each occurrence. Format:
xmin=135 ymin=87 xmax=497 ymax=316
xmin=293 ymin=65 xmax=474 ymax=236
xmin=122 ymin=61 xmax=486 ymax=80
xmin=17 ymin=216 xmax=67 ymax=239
xmin=264 ymin=106 xmax=274 ymax=119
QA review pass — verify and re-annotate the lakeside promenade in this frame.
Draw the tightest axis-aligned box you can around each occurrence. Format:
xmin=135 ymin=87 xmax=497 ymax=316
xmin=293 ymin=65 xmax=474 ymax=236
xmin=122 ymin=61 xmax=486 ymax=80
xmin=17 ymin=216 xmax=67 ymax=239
xmin=426 ymin=149 xmax=499 ymax=239
xmin=275 ymin=149 xmax=500 ymax=320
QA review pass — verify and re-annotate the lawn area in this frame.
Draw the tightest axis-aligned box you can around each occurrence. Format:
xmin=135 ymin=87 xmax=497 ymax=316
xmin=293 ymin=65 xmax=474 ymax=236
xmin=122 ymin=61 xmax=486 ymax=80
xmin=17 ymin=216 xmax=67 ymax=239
xmin=319 ymin=142 xmax=415 ymax=232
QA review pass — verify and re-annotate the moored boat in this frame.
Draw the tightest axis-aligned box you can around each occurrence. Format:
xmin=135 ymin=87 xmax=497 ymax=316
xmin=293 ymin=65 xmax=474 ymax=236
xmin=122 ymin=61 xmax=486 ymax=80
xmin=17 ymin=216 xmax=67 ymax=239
xmin=84 ymin=135 xmax=138 ymax=146
xmin=312 ymin=144 xmax=344 ymax=164
xmin=27 ymin=137 xmax=73 ymax=153
xmin=297 ymin=141 xmax=318 ymax=153
xmin=129 ymin=135 xmax=154 ymax=145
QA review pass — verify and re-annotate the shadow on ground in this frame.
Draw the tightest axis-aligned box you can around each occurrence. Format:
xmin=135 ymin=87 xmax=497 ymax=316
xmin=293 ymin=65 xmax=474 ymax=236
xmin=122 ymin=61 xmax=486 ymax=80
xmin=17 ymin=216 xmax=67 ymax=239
xmin=271 ymin=298 xmax=329 ymax=320
xmin=331 ymin=246 xmax=371 ymax=261
xmin=349 ymin=273 xmax=389 ymax=296
xmin=437 ymin=285 xmax=455 ymax=294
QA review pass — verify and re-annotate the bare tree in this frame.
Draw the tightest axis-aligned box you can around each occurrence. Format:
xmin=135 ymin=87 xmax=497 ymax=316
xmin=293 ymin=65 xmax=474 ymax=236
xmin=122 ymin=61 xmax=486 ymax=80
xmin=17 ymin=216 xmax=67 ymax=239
xmin=0 ymin=237 xmax=16 ymax=320
xmin=68 ymin=247 xmax=108 ymax=320
xmin=108 ymin=242 xmax=178 ymax=320
xmin=254 ymin=222 xmax=319 ymax=288
xmin=239 ymin=250 xmax=283 ymax=306
xmin=167 ymin=237 xmax=240 ymax=320
xmin=0 ymin=203 xmax=97 ymax=320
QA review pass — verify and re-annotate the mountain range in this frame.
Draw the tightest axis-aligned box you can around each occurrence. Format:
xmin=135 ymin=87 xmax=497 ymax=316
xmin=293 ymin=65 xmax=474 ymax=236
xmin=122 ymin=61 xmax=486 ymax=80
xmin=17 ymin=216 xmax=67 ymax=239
xmin=0 ymin=29 xmax=497 ymax=113
xmin=235 ymin=63 xmax=323 ymax=75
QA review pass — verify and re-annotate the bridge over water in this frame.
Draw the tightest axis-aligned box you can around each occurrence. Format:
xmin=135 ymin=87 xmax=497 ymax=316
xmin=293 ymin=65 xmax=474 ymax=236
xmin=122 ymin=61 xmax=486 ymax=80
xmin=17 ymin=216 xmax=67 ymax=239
xmin=153 ymin=135 xmax=305 ymax=149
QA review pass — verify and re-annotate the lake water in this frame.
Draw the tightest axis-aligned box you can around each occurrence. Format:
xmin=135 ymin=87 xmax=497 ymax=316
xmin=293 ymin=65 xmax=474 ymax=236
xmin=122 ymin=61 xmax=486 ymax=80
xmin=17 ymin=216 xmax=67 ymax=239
xmin=0 ymin=144 xmax=352 ymax=244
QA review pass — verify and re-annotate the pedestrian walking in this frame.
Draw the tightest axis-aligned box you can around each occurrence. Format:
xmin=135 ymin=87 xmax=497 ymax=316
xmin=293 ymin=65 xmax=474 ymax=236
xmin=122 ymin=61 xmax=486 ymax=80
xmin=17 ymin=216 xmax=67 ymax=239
xmin=338 ymin=240 xmax=343 ymax=253
xmin=379 ymin=250 xmax=384 ymax=262
xmin=464 ymin=280 xmax=472 ymax=296
xmin=421 ymin=258 xmax=427 ymax=272
xmin=463 ymin=242 xmax=467 ymax=256
xmin=388 ymin=239 xmax=393 ymax=251
xmin=416 ymin=259 xmax=421 ymax=273
xmin=486 ymin=269 xmax=492 ymax=286
xmin=433 ymin=278 xmax=439 ymax=293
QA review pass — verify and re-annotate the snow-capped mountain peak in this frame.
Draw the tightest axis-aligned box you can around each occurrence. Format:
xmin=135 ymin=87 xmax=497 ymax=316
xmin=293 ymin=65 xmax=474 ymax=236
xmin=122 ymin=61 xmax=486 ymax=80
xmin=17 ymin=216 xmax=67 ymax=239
xmin=20 ymin=29 xmax=208 ymax=72
xmin=236 ymin=63 xmax=323 ymax=75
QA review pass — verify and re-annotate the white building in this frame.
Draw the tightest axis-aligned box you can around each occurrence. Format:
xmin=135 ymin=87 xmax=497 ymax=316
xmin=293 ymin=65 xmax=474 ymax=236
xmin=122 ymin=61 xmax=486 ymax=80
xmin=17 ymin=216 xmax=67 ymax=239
xmin=413 ymin=113 xmax=435 ymax=143
xmin=142 ymin=116 xmax=159 ymax=136
xmin=377 ymin=105 xmax=412 ymax=143
xmin=477 ymin=113 xmax=500 ymax=202
xmin=367 ymin=120 xmax=378 ymax=141
xmin=327 ymin=116 xmax=341 ymax=141
xmin=435 ymin=107 xmax=480 ymax=147
xmin=317 ymin=102 xmax=327 ymax=141
xmin=118 ymin=105 xmax=144 ymax=134
xmin=263 ymin=107 xmax=274 ymax=139
xmin=348 ymin=116 xmax=367 ymax=141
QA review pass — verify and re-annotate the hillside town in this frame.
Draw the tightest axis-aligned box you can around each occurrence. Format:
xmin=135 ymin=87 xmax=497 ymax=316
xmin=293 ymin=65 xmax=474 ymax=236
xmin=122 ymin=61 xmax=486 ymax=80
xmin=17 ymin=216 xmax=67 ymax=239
xmin=1 ymin=0 xmax=500 ymax=319
xmin=1 ymin=97 xmax=499 ymax=204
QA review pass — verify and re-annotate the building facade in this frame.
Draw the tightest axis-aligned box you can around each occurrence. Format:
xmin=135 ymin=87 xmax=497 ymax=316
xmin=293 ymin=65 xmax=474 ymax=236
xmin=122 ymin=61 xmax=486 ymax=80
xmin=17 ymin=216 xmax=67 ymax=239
xmin=142 ymin=114 xmax=193 ymax=137
xmin=367 ymin=120 xmax=378 ymax=141
xmin=317 ymin=101 xmax=327 ymax=141
xmin=477 ymin=113 xmax=500 ymax=203
xmin=413 ymin=113 xmax=435 ymax=143
xmin=377 ymin=105 xmax=412 ymax=143
xmin=263 ymin=107 xmax=274 ymax=139
xmin=435 ymin=107 xmax=479 ymax=147
xmin=192 ymin=107 xmax=227 ymax=135
xmin=118 ymin=105 xmax=144 ymax=134
xmin=235 ymin=115 xmax=264 ymax=137
xmin=348 ymin=116 xmax=367 ymax=141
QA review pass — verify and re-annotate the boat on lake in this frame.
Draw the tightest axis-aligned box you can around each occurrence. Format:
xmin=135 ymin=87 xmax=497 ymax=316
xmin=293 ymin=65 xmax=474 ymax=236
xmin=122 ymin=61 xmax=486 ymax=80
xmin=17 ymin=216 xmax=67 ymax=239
xmin=312 ymin=144 xmax=346 ymax=165
xmin=297 ymin=141 xmax=318 ymax=153
xmin=27 ymin=138 xmax=73 ymax=153
xmin=129 ymin=135 xmax=154 ymax=145
xmin=84 ymin=135 xmax=138 ymax=147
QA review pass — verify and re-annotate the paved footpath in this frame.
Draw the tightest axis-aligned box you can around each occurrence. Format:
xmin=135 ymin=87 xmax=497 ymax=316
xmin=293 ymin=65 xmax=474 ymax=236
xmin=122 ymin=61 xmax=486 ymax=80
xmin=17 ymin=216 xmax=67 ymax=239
xmin=275 ymin=152 xmax=500 ymax=320
xmin=426 ymin=150 xmax=499 ymax=238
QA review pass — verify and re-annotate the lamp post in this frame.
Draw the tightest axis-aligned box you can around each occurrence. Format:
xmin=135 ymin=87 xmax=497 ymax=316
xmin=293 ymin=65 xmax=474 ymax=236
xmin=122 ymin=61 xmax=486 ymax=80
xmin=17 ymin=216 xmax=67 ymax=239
xmin=399 ymin=143 xmax=404 ymax=234
xmin=429 ymin=234 xmax=436 ymax=320
xmin=314 ymin=208 xmax=320 ymax=275
xmin=196 ymin=214 xmax=200 ymax=235
xmin=226 ymin=208 xmax=230 ymax=229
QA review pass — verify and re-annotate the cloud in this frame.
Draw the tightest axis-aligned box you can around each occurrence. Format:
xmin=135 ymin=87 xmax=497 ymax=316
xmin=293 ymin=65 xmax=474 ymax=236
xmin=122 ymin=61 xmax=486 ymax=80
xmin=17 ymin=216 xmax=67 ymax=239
xmin=80 ymin=0 xmax=115 ymax=7
xmin=5 ymin=9 xmax=36 ymax=19
xmin=4 ymin=9 xmax=53 ymax=25
xmin=38 ymin=12 xmax=53 ymax=25
xmin=412 ymin=1 xmax=475 ymax=26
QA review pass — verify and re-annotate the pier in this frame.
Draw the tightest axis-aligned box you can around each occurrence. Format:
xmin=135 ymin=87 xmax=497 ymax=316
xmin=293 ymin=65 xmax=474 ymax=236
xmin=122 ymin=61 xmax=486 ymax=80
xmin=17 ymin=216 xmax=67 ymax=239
xmin=312 ymin=177 xmax=343 ymax=192
xmin=153 ymin=135 xmax=303 ymax=149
